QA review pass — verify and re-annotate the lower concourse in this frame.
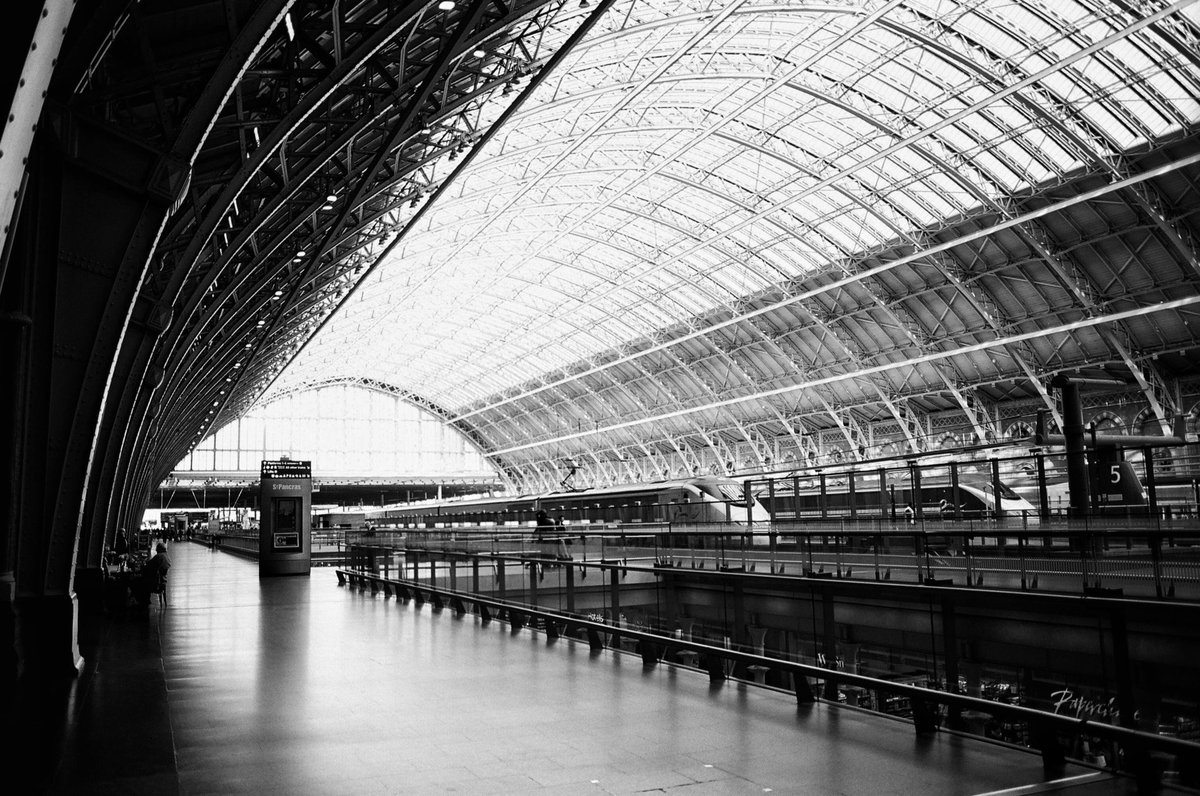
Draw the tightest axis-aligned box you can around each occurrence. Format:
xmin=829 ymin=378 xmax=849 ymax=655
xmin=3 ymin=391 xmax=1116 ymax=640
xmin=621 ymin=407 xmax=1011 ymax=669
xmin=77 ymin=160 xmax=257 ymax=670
xmin=44 ymin=542 xmax=1128 ymax=795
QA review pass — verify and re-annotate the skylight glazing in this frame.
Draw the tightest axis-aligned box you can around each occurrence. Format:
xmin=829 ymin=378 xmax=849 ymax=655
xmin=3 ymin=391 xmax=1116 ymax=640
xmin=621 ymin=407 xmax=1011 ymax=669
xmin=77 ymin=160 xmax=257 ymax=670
xmin=268 ymin=0 xmax=1200 ymax=431
xmin=176 ymin=383 xmax=496 ymax=477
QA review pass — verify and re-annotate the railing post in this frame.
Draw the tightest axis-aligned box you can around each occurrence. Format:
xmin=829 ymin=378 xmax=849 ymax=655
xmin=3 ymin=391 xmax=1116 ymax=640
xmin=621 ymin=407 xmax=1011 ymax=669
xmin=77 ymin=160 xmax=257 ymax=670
xmin=732 ymin=579 xmax=747 ymax=653
xmin=1077 ymin=530 xmax=1087 ymax=590
xmin=1110 ymin=608 xmax=1138 ymax=731
xmin=610 ymin=564 xmax=621 ymax=629
xmin=873 ymin=533 xmax=881 ymax=581
xmin=1031 ymin=721 xmax=1066 ymax=778
xmin=821 ymin=589 xmax=838 ymax=700
xmin=528 ymin=559 xmax=538 ymax=610
xmin=1150 ymin=533 xmax=1164 ymax=600
xmin=921 ymin=532 xmax=932 ymax=582
xmin=1019 ymin=534 xmax=1028 ymax=590
xmin=941 ymin=597 xmax=961 ymax=729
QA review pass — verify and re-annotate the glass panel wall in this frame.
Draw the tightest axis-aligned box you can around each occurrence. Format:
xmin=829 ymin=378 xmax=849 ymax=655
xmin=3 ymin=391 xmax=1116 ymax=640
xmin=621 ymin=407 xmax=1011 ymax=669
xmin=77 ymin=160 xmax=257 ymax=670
xmin=173 ymin=383 xmax=496 ymax=478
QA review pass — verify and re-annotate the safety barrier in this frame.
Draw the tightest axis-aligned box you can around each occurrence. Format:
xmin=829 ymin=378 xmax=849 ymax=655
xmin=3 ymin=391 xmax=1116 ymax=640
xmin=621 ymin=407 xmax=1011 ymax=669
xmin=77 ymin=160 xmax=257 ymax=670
xmin=351 ymin=523 xmax=1200 ymax=601
xmin=335 ymin=553 xmax=1199 ymax=792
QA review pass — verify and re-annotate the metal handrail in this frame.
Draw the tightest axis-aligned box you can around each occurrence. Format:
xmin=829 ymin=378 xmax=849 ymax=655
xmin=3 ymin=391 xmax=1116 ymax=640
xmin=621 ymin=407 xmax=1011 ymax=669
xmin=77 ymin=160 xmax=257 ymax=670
xmin=337 ymin=561 xmax=1200 ymax=767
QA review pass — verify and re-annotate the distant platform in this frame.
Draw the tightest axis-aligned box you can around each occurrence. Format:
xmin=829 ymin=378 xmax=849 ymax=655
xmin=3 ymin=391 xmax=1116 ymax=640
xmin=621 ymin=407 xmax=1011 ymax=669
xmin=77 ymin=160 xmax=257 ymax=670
xmin=154 ymin=471 xmax=500 ymax=510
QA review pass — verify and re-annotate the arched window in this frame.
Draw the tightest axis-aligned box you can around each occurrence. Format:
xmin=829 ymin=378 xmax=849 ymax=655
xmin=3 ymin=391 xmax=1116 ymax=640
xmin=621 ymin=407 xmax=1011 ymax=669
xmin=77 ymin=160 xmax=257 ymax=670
xmin=174 ymin=383 xmax=496 ymax=478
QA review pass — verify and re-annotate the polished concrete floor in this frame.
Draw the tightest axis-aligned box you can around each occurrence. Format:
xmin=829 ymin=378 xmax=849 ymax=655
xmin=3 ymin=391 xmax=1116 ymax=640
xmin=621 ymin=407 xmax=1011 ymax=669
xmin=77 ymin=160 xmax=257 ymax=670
xmin=42 ymin=541 xmax=1152 ymax=795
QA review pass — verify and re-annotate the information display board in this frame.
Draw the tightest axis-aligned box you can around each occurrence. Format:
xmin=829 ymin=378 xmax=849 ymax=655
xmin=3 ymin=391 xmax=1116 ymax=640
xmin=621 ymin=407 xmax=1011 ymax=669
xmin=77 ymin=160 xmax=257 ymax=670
xmin=259 ymin=459 xmax=312 ymax=576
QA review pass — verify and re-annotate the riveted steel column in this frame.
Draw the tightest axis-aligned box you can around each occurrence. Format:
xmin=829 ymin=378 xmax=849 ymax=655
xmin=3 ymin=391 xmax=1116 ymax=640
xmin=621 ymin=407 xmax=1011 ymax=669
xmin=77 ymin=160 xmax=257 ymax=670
xmin=1055 ymin=378 xmax=1091 ymax=519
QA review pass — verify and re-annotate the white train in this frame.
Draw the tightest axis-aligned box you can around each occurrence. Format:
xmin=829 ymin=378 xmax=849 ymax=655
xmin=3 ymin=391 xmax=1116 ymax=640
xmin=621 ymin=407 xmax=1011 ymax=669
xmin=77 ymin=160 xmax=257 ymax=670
xmin=365 ymin=477 xmax=773 ymax=529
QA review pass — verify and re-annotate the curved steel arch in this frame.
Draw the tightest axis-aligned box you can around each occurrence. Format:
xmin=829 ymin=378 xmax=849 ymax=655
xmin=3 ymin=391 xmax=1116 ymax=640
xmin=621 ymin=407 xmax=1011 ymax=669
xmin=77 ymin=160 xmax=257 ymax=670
xmin=20 ymin=0 xmax=610 ymax=581
xmin=12 ymin=0 xmax=1200 ymax=710
xmin=16 ymin=0 xmax=1200 ymax=556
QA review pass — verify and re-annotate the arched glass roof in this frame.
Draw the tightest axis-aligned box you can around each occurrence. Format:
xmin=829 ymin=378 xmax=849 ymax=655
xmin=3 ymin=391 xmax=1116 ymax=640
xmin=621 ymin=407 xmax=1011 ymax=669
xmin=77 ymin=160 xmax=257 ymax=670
xmin=263 ymin=0 xmax=1200 ymax=490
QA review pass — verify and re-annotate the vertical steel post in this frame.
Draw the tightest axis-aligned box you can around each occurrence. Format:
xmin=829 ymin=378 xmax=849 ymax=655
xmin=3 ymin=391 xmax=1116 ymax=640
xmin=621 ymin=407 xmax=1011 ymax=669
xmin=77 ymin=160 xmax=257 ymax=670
xmin=910 ymin=461 xmax=922 ymax=518
xmin=822 ymin=589 xmax=838 ymax=700
xmin=942 ymin=597 xmax=960 ymax=727
xmin=819 ymin=472 xmax=828 ymax=520
xmin=1055 ymin=378 xmax=1091 ymax=519
xmin=609 ymin=564 xmax=620 ymax=629
xmin=991 ymin=458 xmax=1004 ymax=520
xmin=848 ymin=470 xmax=857 ymax=520
xmin=880 ymin=468 xmax=890 ymax=521
xmin=950 ymin=462 xmax=961 ymax=520
xmin=528 ymin=559 xmax=538 ymax=609
xmin=1036 ymin=450 xmax=1050 ymax=520
xmin=1144 ymin=446 xmax=1159 ymax=524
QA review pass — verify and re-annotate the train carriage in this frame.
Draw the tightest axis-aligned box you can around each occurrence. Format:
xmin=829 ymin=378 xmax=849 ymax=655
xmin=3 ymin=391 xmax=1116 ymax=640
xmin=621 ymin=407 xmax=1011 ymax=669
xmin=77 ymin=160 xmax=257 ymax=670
xmin=366 ymin=477 xmax=773 ymax=531
xmin=758 ymin=477 xmax=1036 ymax=523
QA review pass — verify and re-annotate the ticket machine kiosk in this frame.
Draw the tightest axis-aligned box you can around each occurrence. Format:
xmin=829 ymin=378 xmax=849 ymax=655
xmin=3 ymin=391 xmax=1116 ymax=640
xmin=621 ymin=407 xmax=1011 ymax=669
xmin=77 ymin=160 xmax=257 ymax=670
xmin=259 ymin=459 xmax=312 ymax=576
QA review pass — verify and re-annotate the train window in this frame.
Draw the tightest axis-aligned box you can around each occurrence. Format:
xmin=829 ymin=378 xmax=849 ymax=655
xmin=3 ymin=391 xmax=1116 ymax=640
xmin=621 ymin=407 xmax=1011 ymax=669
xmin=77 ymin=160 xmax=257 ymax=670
xmin=996 ymin=482 xmax=1022 ymax=500
xmin=717 ymin=484 xmax=750 ymax=507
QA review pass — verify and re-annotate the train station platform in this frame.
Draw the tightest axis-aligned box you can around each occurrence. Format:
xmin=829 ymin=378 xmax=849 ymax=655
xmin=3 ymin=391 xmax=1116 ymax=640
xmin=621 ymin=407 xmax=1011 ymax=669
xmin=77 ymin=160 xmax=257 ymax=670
xmin=37 ymin=541 xmax=1162 ymax=795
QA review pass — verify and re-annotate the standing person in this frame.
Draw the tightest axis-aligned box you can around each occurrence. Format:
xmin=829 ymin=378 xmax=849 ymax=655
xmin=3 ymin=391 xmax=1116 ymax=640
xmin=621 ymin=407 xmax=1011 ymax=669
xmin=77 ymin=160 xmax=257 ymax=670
xmin=535 ymin=510 xmax=553 ymax=540
xmin=114 ymin=528 xmax=129 ymax=570
xmin=553 ymin=516 xmax=570 ymax=559
xmin=906 ymin=502 xmax=923 ymax=557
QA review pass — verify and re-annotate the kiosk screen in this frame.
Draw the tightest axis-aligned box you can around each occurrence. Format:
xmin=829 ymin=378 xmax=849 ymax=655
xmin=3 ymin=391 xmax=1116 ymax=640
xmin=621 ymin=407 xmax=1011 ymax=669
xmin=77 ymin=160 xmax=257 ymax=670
xmin=272 ymin=498 xmax=302 ymax=551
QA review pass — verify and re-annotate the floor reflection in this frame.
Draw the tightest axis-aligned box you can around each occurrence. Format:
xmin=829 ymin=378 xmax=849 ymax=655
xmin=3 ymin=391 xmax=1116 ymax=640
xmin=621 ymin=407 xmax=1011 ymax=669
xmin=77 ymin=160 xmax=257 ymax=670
xmin=159 ymin=542 xmax=1102 ymax=795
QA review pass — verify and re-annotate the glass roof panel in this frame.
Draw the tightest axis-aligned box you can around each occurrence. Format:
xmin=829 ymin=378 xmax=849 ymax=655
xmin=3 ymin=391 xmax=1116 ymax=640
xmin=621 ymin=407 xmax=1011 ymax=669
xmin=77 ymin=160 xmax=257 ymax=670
xmin=265 ymin=0 xmax=1198 ymax=415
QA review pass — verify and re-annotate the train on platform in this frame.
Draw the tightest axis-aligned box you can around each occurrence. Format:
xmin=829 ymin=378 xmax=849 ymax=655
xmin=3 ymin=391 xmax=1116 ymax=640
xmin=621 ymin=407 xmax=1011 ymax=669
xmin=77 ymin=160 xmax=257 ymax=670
xmin=363 ymin=456 xmax=1195 ymax=541
xmin=755 ymin=476 xmax=1037 ymax=522
xmin=365 ymin=477 xmax=773 ymax=529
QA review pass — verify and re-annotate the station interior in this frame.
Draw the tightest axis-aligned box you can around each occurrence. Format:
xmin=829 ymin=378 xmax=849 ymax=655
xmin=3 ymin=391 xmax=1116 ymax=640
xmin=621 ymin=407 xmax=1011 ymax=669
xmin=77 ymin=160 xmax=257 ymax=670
xmin=3 ymin=1 xmax=1200 ymax=793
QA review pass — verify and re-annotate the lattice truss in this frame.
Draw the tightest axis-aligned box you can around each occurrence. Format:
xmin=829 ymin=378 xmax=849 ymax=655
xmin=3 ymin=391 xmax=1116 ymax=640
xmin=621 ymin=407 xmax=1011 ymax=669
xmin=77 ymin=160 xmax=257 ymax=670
xmin=77 ymin=0 xmax=597 ymax=489
xmin=203 ymin=0 xmax=1197 ymax=493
